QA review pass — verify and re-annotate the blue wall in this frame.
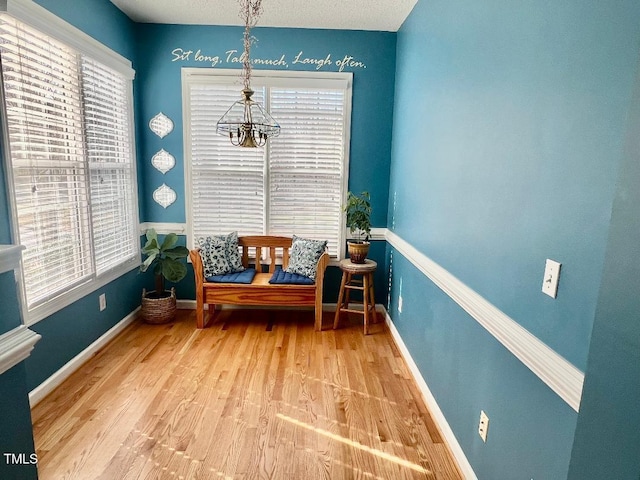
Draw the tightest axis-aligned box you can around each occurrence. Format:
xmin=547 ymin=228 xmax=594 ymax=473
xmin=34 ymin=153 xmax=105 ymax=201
xmin=0 ymin=364 xmax=37 ymax=480
xmin=135 ymin=24 xmax=395 ymax=227
xmin=568 ymin=47 xmax=640 ymax=480
xmin=388 ymin=0 xmax=640 ymax=478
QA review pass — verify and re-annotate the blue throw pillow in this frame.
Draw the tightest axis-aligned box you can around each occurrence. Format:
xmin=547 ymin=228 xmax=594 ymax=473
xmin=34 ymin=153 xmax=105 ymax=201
xmin=196 ymin=231 xmax=244 ymax=277
xmin=284 ymin=235 xmax=327 ymax=281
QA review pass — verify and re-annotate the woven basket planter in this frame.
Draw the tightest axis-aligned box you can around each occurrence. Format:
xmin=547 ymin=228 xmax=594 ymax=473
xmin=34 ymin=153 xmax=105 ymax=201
xmin=141 ymin=287 xmax=176 ymax=324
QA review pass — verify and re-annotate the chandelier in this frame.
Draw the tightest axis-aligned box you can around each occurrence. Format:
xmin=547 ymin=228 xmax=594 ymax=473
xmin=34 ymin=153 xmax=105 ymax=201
xmin=216 ymin=0 xmax=280 ymax=147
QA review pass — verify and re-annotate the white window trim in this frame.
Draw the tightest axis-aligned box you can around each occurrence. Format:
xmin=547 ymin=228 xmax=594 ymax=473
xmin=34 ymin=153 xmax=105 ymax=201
xmin=0 ymin=0 xmax=134 ymax=79
xmin=0 ymin=0 xmax=140 ymax=326
xmin=181 ymin=67 xmax=353 ymax=258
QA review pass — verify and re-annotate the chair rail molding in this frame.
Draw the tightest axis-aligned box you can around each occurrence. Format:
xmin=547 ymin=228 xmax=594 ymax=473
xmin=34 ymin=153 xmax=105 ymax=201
xmin=384 ymin=229 xmax=584 ymax=412
xmin=0 ymin=244 xmax=24 ymax=274
xmin=0 ymin=325 xmax=41 ymax=376
xmin=139 ymin=222 xmax=187 ymax=235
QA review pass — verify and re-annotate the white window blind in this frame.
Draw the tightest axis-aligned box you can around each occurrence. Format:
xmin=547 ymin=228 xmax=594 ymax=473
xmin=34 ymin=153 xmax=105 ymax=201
xmin=0 ymin=14 xmax=138 ymax=317
xmin=268 ymin=88 xmax=345 ymax=256
xmin=189 ymin=84 xmax=265 ymax=237
xmin=0 ymin=18 xmax=92 ymax=307
xmin=81 ymin=57 xmax=137 ymax=275
xmin=184 ymin=70 xmax=351 ymax=257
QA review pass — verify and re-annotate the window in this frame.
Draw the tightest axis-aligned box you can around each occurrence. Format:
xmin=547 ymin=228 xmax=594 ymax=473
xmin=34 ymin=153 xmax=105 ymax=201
xmin=183 ymin=69 xmax=352 ymax=257
xmin=0 ymin=7 xmax=138 ymax=323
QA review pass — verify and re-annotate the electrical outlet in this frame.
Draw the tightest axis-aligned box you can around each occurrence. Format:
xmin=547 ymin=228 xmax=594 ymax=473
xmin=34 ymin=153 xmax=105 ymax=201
xmin=99 ymin=293 xmax=106 ymax=311
xmin=478 ymin=410 xmax=489 ymax=442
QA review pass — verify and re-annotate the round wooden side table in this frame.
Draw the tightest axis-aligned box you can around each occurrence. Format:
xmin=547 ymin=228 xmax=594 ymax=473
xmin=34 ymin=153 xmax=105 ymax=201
xmin=333 ymin=258 xmax=377 ymax=335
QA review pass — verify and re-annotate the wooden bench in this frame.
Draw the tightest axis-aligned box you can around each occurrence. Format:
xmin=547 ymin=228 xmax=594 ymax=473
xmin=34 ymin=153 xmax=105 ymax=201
xmin=189 ymin=235 xmax=330 ymax=330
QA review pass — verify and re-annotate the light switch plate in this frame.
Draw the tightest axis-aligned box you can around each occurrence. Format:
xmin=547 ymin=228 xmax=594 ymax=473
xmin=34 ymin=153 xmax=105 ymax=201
xmin=478 ymin=410 xmax=489 ymax=442
xmin=542 ymin=259 xmax=561 ymax=298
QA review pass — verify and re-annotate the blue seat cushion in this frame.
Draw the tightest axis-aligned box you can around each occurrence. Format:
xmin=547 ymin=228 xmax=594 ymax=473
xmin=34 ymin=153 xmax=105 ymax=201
xmin=206 ymin=268 xmax=257 ymax=284
xmin=269 ymin=268 xmax=315 ymax=285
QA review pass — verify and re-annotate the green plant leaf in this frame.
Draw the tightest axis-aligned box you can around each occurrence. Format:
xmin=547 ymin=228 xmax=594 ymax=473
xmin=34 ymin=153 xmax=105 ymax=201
xmin=164 ymin=245 xmax=189 ymax=259
xmin=162 ymin=258 xmax=187 ymax=283
xmin=344 ymin=190 xmax=372 ymax=241
xmin=145 ymin=228 xmax=158 ymax=244
xmin=139 ymin=253 xmax=157 ymax=272
xmin=160 ymin=233 xmax=178 ymax=251
xmin=142 ymin=238 xmax=159 ymax=254
xmin=140 ymin=229 xmax=189 ymax=285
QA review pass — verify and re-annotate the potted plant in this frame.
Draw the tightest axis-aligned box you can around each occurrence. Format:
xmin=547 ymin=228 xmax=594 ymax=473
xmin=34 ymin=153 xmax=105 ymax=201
xmin=344 ymin=191 xmax=372 ymax=263
xmin=139 ymin=228 xmax=189 ymax=324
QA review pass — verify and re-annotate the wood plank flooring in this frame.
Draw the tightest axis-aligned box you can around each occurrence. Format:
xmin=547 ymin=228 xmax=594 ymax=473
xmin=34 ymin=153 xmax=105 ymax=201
xmin=32 ymin=309 xmax=463 ymax=479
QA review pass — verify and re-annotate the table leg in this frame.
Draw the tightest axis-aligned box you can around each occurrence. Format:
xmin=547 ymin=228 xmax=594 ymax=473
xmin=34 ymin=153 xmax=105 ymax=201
xmin=368 ymin=272 xmax=377 ymax=324
xmin=363 ymin=272 xmax=370 ymax=335
xmin=344 ymin=272 xmax=352 ymax=309
xmin=333 ymin=271 xmax=348 ymax=329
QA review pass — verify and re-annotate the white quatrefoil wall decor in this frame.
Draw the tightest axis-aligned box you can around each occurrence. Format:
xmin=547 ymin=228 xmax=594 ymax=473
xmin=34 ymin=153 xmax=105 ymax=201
xmin=151 ymin=149 xmax=176 ymax=174
xmin=153 ymin=184 xmax=177 ymax=209
xmin=149 ymin=112 xmax=174 ymax=138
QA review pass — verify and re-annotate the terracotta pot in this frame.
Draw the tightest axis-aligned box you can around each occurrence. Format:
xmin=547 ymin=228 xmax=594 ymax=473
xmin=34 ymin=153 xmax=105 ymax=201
xmin=347 ymin=241 xmax=370 ymax=264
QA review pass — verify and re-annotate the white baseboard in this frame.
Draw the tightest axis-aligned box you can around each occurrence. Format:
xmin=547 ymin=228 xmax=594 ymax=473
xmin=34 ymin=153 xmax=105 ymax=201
xmin=384 ymin=310 xmax=477 ymax=479
xmin=29 ymin=307 xmax=140 ymax=407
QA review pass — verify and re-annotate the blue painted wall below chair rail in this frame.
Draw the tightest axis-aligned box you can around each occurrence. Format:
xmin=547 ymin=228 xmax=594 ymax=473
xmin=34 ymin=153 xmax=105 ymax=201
xmin=388 ymin=248 xmax=578 ymax=479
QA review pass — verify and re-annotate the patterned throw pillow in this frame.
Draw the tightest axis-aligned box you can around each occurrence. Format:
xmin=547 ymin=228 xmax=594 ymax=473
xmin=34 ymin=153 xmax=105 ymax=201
xmin=285 ymin=235 xmax=327 ymax=281
xmin=196 ymin=232 xmax=244 ymax=278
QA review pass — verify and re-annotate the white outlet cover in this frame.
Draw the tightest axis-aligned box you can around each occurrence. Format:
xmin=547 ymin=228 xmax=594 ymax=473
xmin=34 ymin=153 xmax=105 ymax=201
xmin=542 ymin=259 xmax=561 ymax=298
xmin=478 ymin=410 xmax=489 ymax=442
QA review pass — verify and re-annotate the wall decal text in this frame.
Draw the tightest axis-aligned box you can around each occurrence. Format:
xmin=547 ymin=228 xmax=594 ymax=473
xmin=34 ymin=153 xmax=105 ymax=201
xmin=171 ymin=48 xmax=367 ymax=72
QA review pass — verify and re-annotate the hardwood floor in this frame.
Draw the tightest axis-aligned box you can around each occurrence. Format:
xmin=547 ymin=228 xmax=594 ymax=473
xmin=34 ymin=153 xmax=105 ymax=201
xmin=32 ymin=309 xmax=463 ymax=479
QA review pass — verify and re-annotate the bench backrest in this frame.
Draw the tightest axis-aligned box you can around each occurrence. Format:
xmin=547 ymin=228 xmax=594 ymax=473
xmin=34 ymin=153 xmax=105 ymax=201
xmin=238 ymin=236 xmax=292 ymax=273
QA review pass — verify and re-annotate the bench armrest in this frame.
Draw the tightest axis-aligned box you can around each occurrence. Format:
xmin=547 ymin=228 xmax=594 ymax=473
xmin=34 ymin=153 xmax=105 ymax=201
xmin=189 ymin=249 xmax=205 ymax=320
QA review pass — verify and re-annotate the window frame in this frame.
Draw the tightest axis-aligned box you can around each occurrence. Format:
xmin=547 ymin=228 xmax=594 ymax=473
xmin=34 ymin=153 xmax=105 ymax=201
xmin=181 ymin=68 xmax=352 ymax=259
xmin=0 ymin=0 xmax=140 ymax=326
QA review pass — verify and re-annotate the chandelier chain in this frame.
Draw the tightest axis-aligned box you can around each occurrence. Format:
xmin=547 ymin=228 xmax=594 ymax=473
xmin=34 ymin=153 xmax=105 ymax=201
xmin=239 ymin=0 xmax=263 ymax=90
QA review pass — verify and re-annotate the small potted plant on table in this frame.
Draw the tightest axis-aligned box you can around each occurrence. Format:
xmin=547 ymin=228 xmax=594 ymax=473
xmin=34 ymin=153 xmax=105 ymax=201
xmin=140 ymin=228 xmax=189 ymax=324
xmin=344 ymin=191 xmax=372 ymax=263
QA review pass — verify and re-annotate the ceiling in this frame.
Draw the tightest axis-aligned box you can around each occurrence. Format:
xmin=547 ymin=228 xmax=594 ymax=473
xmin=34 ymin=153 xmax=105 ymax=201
xmin=109 ymin=0 xmax=417 ymax=32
